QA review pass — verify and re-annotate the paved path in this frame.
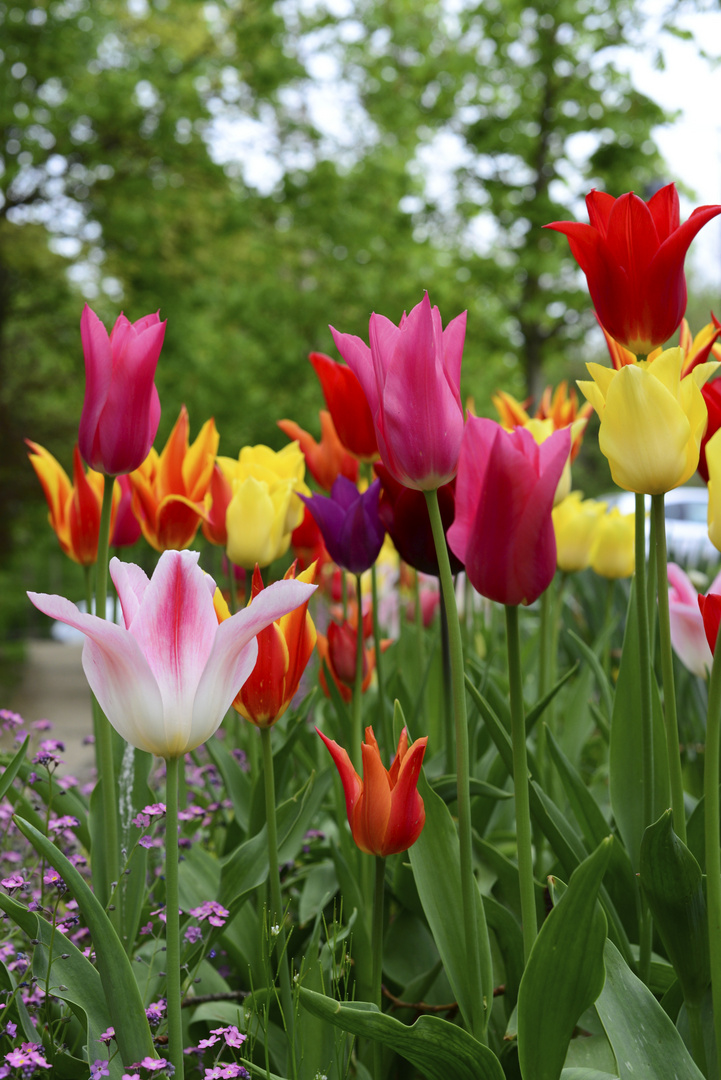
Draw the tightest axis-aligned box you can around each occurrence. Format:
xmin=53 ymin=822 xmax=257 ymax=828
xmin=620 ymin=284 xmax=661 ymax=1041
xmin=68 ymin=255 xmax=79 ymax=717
xmin=4 ymin=640 xmax=95 ymax=780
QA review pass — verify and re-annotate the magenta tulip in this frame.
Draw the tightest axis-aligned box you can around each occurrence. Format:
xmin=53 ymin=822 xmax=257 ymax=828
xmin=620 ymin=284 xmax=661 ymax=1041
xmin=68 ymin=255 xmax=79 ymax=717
xmin=330 ymin=293 xmax=466 ymax=490
xmin=447 ymin=418 xmax=571 ymax=606
xmin=28 ymin=550 xmax=316 ymax=758
xmin=79 ymin=304 xmax=165 ymax=475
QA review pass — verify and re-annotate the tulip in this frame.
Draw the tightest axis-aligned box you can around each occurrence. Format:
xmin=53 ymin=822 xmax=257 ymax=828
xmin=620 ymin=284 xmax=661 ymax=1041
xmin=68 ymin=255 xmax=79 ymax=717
xmin=278 ymin=411 xmax=359 ymax=491
xmin=27 ymin=441 xmax=119 ymax=565
xmin=317 ymin=725 xmax=427 ymax=856
xmin=578 ymin=348 xmax=718 ymax=495
xmin=128 ymin=406 xmax=218 ymax=552
xmin=27 ymin=550 xmax=316 ymax=758
xmin=317 ymin=607 xmax=382 ymax=704
xmin=215 ymin=562 xmax=317 ymax=727
xmin=707 ymin=428 xmax=721 ymax=553
xmin=667 ymin=564 xmax=721 ymax=678
xmin=309 ymin=352 xmax=378 ymax=461
xmin=698 ymin=590 xmax=721 ymax=657
xmin=79 ymin=304 xmax=165 ymax=475
xmin=202 ymin=464 xmax=233 ymax=547
xmin=301 ymin=477 xmax=385 ymax=575
xmin=111 ymin=475 xmax=141 ymax=548
xmin=588 ymin=508 xmax=635 ymax=579
xmin=221 ymin=443 xmax=310 ymax=569
xmin=522 ymin=418 xmax=573 ymax=506
xmin=289 ymin=506 xmax=329 ymax=572
xmin=601 ymin=314 xmax=721 ymax=376
xmin=552 ymin=492 xmax=608 ymax=573
xmin=492 ymin=381 xmax=592 ymax=463
xmin=447 ymin=418 xmax=571 ymax=606
xmin=331 ymin=293 xmax=466 ymax=490
xmin=375 ymin=464 xmax=462 ymax=576
xmin=546 ymin=184 xmax=721 ymax=355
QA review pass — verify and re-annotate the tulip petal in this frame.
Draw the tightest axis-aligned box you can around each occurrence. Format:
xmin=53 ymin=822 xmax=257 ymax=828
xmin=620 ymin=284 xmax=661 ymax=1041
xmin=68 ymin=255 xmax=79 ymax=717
xmin=446 ymin=417 xmax=496 ymax=565
xmin=110 ymin=557 xmax=150 ymax=628
xmin=193 ymin=578 xmax=317 ymax=748
xmin=316 ymin=728 xmax=363 ymax=823
xmin=127 ymin=550 xmax=218 ymax=754
xmin=383 ymin=736 xmax=428 ymax=854
xmin=355 ymin=730 xmax=393 ymax=855
xmin=27 ymin=590 xmax=165 ymax=753
xmin=97 ymin=319 xmax=165 ymax=475
xmin=79 ymin=305 xmax=113 ymax=469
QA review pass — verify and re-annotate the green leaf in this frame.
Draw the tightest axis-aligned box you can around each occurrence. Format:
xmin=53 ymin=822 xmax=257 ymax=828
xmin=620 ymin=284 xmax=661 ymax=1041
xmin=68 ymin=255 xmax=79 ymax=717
xmin=609 ymin=579 xmax=670 ymax=870
xmin=560 ymin=1071 xmax=619 ymax=1080
xmin=0 ymin=737 xmax=29 ymax=800
xmin=0 ymin=891 xmax=125 ymax=1079
xmin=639 ymin=809 xmax=710 ymax=1005
xmin=299 ymin=988 xmax=505 ymax=1080
xmin=408 ymin=766 xmax=492 ymax=1034
xmin=517 ymin=838 xmax=612 ymax=1080
xmin=12 ymin=815 xmax=155 ymax=1066
xmin=432 ymin=774 xmax=511 ymax=802
xmin=595 ymin=942 xmax=705 ymax=1080
xmin=565 ymin=630 xmax=614 ymax=722
xmin=524 ymin=661 xmax=579 ymax=734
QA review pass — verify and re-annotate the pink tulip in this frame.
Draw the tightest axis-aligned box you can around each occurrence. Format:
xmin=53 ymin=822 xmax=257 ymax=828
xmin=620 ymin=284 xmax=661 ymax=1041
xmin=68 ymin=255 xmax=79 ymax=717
xmin=110 ymin=475 xmax=142 ymax=548
xmin=79 ymin=304 xmax=165 ymax=475
xmin=28 ymin=550 xmax=316 ymax=758
xmin=447 ymin=418 xmax=571 ymax=606
xmin=667 ymin=563 xmax=721 ymax=678
xmin=330 ymin=293 xmax=466 ymax=490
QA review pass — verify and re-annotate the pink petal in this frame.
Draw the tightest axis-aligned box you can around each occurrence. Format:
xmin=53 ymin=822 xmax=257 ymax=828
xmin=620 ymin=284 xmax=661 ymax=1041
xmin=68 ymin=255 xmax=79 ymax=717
xmin=667 ymin=563 xmax=698 ymax=607
xmin=110 ymin=558 xmax=150 ymax=628
xmin=447 ymin=417 xmax=497 ymax=564
xmin=78 ymin=306 xmax=113 ymax=468
xmin=442 ymin=309 xmax=467 ymax=398
xmin=97 ymin=320 xmax=165 ymax=475
xmin=329 ymin=326 xmax=378 ymax=416
xmin=27 ymin=591 xmax=164 ymax=752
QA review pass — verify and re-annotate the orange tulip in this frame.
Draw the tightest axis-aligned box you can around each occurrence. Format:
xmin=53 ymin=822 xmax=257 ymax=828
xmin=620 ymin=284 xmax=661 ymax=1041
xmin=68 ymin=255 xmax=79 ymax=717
xmin=27 ymin=441 xmax=119 ymax=565
xmin=316 ymin=604 xmax=380 ymax=703
xmin=278 ymin=411 xmax=359 ymax=492
xmin=214 ymin=561 xmax=317 ymax=727
xmin=128 ymin=405 xmax=218 ymax=551
xmin=202 ymin=463 xmax=233 ymax=547
xmin=492 ymin=382 xmax=592 ymax=463
xmin=317 ymin=725 xmax=428 ymax=856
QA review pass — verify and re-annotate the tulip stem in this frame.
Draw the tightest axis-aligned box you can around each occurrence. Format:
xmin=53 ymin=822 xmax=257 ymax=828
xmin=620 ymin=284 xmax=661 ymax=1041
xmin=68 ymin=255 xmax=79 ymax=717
xmin=706 ymin=621 xmax=721 ymax=1066
xmin=260 ymin=725 xmax=296 ymax=1077
xmin=164 ymin=754 xmax=183 ymax=1080
xmin=352 ymin=575 xmax=365 ymax=771
xmin=371 ymin=564 xmax=390 ymax=754
xmin=634 ymin=494 xmax=655 ymax=832
xmin=413 ymin=569 xmax=427 ymax=729
xmin=95 ymin=477 xmax=120 ymax=922
xmin=424 ymin=488 xmax=490 ymax=1041
xmin=371 ymin=855 xmax=385 ymax=1080
xmin=505 ymin=604 xmax=538 ymax=962
xmin=652 ymin=494 xmax=686 ymax=843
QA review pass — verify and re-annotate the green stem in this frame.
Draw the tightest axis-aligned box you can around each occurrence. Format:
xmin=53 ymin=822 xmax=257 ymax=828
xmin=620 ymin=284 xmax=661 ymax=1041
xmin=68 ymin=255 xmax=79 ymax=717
xmin=351 ymin=574 xmax=364 ymax=771
xmin=424 ymin=488 xmax=490 ymax=1041
xmin=260 ymin=725 xmax=296 ymax=1078
xmin=371 ymin=855 xmax=386 ymax=1080
xmin=686 ymin=997 xmax=709 ymax=1077
xmin=95 ymin=478 xmax=120 ymax=919
xmin=602 ymin=579 xmax=614 ymax=677
xmin=371 ymin=564 xmax=390 ymax=754
xmin=439 ymin=588 xmax=454 ymax=774
xmin=652 ymin=493 xmax=686 ymax=843
xmin=413 ymin=570 xmax=427 ymax=729
xmin=226 ymin=559 xmax=237 ymax=615
xmin=505 ymin=604 xmax=538 ymax=961
xmin=706 ymin=622 xmax=721 ymax=1068
xmin=635 ymin=493 xmax=655 ymax=832
xmin=165 ymin=755 xmax=183 ymax=1080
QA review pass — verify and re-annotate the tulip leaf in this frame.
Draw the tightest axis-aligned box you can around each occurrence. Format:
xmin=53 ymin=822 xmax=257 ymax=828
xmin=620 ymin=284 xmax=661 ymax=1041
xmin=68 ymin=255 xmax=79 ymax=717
xmin=205 ymin=735 xmax=252 ymax=833
xmin=565 ymin=629 xmax=614 ymax=722
xmin=0 ymin=890 xmax=125 ymax=1079
xmin=638 ymin=809 xmax=710 ymax=1005
xmin=517 ymin=837 xmax=612 ymax=1080
xmin=298 ymin=988 xmax=505 ymax=1080
xmin=524 ymin=660 xmax=579 ymax=734
xmin=12 ymin=815 xmax=156 ymax=1067
xmin=0 ymin=737 xmax=29 ymax=800
xmin=560 ymin=1071 xmax=619 ymax=1080
xmin=118 ymin=744 xmax=155 ymax=953
xmin=609 ymin=578 xmax=670 ymax=870
xmin=431 ymin=774 xmax=511 ymax=802
xmin=408 ymin=767 xmax=492 ymax=1036
xmin=595 ymin=941 xmax=705 ymax=1080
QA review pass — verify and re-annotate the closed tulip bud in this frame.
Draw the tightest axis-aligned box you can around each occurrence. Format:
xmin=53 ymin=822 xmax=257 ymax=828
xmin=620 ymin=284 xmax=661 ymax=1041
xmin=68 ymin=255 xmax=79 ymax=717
xmin=589 ymin=508 xmax=635 ymax=580
xmin=578 ymin=349 xmax=718 ymax=495
xmin=301 ymin=477 xmax=385 ymax=576
xmin=552 ymin=492 xmax=607 ymax=573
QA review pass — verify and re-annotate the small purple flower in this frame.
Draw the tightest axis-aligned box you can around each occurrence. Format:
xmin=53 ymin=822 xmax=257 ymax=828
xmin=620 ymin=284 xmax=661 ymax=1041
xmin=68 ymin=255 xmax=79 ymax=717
xmin=301 ymin=477 xmax=386 ymax=574
xmin=1 ymin=874 xmax=24 ymax=892
xmin=145 ymin=999 xmax=166 ymax=1027
xmin=90 ymin=1060 xmax=110 ymax=1079
xmin=0 ymin=709 xmax=23 ymax=731
xmin=139 ymin=837 xmax=156 ymax=849
xmin=189 ymin=901 xmax=229 ymax=928
xmin=43 ymin=868 xmax=66 ymax=890
xmin=98 ymin=1027 xmax=115 ymax=1045
xmin=184 ymin=925 xmax=203 ymax=944
xmin=211 ymin=1025 xmax=245 ymax=1049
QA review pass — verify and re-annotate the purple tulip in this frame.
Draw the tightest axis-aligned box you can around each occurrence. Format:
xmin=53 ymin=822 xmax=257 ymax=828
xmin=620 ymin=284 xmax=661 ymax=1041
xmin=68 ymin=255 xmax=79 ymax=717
xmin=302 ymin=477 xmax=386 ymax=575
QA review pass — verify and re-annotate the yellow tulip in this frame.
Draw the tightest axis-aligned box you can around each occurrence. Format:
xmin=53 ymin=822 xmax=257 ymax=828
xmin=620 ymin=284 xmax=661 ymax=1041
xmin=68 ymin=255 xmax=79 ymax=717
xmin=589 ymin=508 xmax=635 ymax=580
xmin=578 ymin=348 xmax=718 ymax=495
xmin=220 ymin=443 xmax=311 ymax=569
xmin=552 ymin=491 xmax=607 ymax=573
xmin=706 ymin=428 xmax=721 ymax=553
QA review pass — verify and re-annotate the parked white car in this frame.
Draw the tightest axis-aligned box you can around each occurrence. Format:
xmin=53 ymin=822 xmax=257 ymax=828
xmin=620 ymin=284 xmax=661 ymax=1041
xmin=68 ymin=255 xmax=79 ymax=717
xmin=605 ymin=487 xmax=718 ymax=568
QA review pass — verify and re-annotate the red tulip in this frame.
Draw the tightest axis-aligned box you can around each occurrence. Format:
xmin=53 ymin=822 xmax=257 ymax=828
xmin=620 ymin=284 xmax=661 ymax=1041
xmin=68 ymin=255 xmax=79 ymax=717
xmin=699 ymin=380 xmax=721 ymax=484
xmin=698 ymin=591 xmax=721 ymax=655
xmin=79 ymin=304 xmax=165 ymax=475
xmin=309 ymin=352 xmax=378 ymax=461
xmin=317 ymin=725 xmax=427 ymax=856
xmin=447 ymin=418 xmax=571 ymax=606
xmin=110 ymin=475 xmax=142 ymax=548
xmin=546 ymin=184 xmax=721 ymax=355
xmin=375 ymin=464 xmax=462 ymax=576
